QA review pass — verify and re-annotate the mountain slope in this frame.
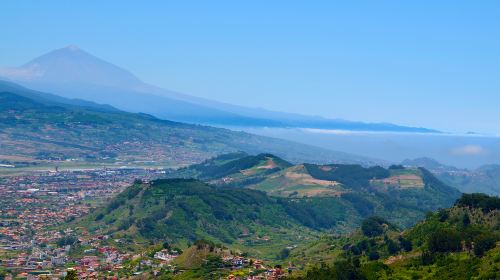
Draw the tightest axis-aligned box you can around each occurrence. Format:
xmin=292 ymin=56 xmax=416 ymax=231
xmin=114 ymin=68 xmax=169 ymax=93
xmin=0 ymin=46 xmax=437 ymax=133
xmin=0 ymin=86 xmax=377 ymax=168
xmin=0 ymin=79 xmax=118 ymax=112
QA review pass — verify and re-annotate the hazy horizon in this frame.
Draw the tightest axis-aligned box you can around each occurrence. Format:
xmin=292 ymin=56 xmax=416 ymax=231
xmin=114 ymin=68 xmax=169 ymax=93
xmin=2 ymin=1 xmax=500 ymax=133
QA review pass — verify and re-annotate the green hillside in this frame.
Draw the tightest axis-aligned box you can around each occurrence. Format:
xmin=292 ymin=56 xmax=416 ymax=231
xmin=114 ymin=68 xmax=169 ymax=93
xmin=172 ymin=153 xmax=460 ymax=223
xmin=75 ymin=160 xmax=460 ymax=258
xmin=175 ymin=152 xmax=293 ymax=180
xmin=75 ymin=179 xmax=322 ymax=257
xmin=286 ymin=193 xmax=500 ymax=280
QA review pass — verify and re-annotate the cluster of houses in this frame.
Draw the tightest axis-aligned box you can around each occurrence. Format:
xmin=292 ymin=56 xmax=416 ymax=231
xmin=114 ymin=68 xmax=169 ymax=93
xmin=0 ymin=167 xmax=171 ymax=277
xmin=0 ymin=233 xmax=132 ymax=280
xmin=221 ymin=256 xmax=297 ymax=279
xmin=153 ymin=249 xmax=179 ymax=263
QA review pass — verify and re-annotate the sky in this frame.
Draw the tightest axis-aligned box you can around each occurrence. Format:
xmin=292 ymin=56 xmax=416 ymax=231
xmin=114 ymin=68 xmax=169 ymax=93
xmin=1 ymin=1 xmax=500 ymax=133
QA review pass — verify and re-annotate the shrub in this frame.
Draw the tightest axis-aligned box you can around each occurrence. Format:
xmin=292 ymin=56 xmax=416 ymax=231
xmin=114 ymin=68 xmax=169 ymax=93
xmin=455 ymin=193 xmax=500 ymax=213
xmin=278 ymin=248 xmax=290 ymax=260
xmin=361 ymin=217 xmax=391 ymax=237
xmin=421 ymin=250 xmax=434 ymax=265
xmin=428 ymin=228 xmax=461 ymax=253
xmin=398 ymin=237 xmax=413 ymax=252
xmin=95 ymin=213 xmax=104 ymax=221
xmin=473 ymin=233 xmax=497 ymax=257
xmin=386 ymin=239 xmax=400 ymax=254
xmin=368 ymin=250 xmax=380 ymax=261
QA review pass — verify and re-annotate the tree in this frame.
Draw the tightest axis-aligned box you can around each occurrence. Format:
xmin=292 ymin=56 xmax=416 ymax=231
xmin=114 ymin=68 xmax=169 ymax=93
xmin=386 ymin=239 xmax=400 ymax=254
xmin=278 ymin=248 xmax=290 ymax=260
xmin=0 ymin=267 xmax=7 ymax=279
xmin=57 ymin=236 xmax=77 ymax=247
xmin=64 ymin=269 xmax=78 ymax=280
xmin=361 ymin=217 xmax=390 ymax=237
xmin=473 ymin=233 xmax=497 ymax=257
xmin=368 ymin=250 xmax=380 ymax=261
xmin=462 ymin=213 xmax=471 ymax=227
xmin=437 ymin=209 xmax=449 ymax=222
xmin=398 ymin=237 xmax=413 ymax=252
xmin=428 ymin=228 xmax=461 ymax=253
xmin=302 ymin=261 xmax=366 ymax=280
xmin=421 ymin=250 xmax=434 ymax=265
xmin=389 ymin=165 xmax=405 ymax=170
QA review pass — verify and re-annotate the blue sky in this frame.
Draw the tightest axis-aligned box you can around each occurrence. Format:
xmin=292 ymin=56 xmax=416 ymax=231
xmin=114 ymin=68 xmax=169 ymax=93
xmin=1 ymin=1 xmax=499 ymax=133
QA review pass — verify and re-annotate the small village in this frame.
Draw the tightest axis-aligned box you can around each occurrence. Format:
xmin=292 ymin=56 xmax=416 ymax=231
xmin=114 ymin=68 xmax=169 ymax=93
xmin=1 ymin=229 xmax=289 ymax=279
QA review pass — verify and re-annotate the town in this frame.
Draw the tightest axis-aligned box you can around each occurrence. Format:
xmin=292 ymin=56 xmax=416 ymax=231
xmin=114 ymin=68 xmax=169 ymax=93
xmin=0 ymin=167 xmax=169 ymax=279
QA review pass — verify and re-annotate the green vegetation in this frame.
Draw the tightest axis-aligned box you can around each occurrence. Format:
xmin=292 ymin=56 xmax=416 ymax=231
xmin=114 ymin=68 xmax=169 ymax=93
xmin=76 ymin=159 xmax=461 ymax=259
xmin=66 ymin=153 xmax=466 ymax=278
xmin=304 ymin=163 xmax=390 ymax=190
xmin=286 ymin=193 xmax=500 ymax=279
xmin=171 ymin=153 xmax=460 ymax=229
xmin=76 ymin=179 xmax=321 ymax=258
xmin=361 ymin=217 xmax=395 ymax=237
xmin=177 ymin=152 xmax=292 ymax=180
xmin=64 ymin=269 xmax=78 ymax=280
xmin=455 ymin=192 xmax=500 ymax=212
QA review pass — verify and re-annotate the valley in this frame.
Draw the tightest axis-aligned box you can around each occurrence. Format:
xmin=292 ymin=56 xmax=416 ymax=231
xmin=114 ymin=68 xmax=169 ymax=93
xmin=1 ymin=15 xmax=499 ymax=280
xmin=0 ymin=150 xmax=464 ymax=279
xmin=0 ymin=81 xmax=496 ymax=280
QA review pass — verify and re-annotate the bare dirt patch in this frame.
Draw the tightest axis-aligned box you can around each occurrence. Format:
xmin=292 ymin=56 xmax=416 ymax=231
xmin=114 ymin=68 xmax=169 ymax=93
xmin=256 ymin=159 xmax=278 ymax=169
xmin=285 ymin=165 xmax=339 ymax=187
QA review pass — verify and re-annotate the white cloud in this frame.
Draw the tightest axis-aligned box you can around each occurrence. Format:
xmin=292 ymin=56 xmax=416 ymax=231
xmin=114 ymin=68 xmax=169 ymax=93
xmin=0 ymin=65 xmax=42 ymax=81
xmin=301 ymin=128 xmax=357 ymax=135
xmin=451 ymin=145 xmax=487 ymax=156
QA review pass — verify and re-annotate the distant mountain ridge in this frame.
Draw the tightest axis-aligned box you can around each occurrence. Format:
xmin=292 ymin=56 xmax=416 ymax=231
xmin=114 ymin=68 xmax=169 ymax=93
xmin=0 ymin=80 xmax=379 ymax=167
xmin=402 ymin=157 xmax=500 ymax=196
xmin=401 ymin=157 xmax=459 ymax=171
xmin=0 ymin=46 xmax=438 ymax=133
